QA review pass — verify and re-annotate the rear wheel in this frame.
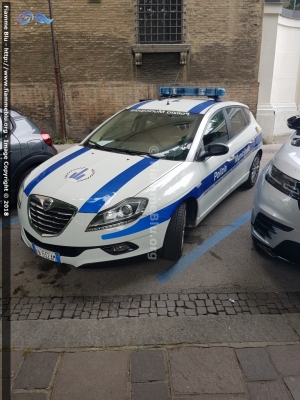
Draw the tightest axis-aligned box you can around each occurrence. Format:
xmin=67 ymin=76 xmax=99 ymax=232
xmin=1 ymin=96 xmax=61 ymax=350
xmin=243 ymin=153 xmax=261 ymax=189
xmin=161 ymin=202 xmax=186 ymax=261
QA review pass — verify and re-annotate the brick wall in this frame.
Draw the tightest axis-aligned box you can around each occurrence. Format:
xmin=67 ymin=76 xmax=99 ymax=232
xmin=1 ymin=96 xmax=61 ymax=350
xmin=4 ymin=0 xmax=264 ymax=140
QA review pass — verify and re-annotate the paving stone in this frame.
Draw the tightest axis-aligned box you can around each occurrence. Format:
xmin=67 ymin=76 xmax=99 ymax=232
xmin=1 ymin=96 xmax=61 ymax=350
xmin=270 ymin=309 xmax=280 ymax=314
xmin=132 ymin=295 xmax=141 ymax=302
xmin=256 ymin=293 xmax=268 ymax=300
xmin=100 ymin=303 xmax=109 ymax=311
xmin=185 ymin=301 xmax=196 ymax=309
xmin=235 ymin=348 xmax=278 ymax=381
xmin=42 ymin=303 xmax=54 ymax=310
xmin=31 ymin=304 xmax=43 ymax=312
xmin=63 ymin=310 xmax=74 ymax=318
xmin=218 ymin=294 xmax=229 ymax=300
xmin=150 ymin=301 xmax=156 ymax=308
xmin=53 ymin=303 xmax=64 ymax=310
xmin=216 ymin=305 xmax=225 ymax=312
xmin=62 ymin=296 xmax=73 ymax=303
xmin=11 ymin=394 xmax=47 ymax=400
xmin=27 ymin=313 xmax=40 ymax=320
xmin=64 ymin=303 xmax=76 ymax=310
xmin=108 ymin=310 xmax=118 ymax=318
xmin=197 ymin=294 xmax=208 ymax=300
xmin=241 ymin=306 xmax=249 ymax=312
xmin=167 ymin=306 xmax=175 ymax=312
xmin=129 ymin=309 xmax=139 ymax=317
xmin=150 ymin=307 xmax=157 ymax=313
xmin=19 ymin=309 xmax=30 ymax=316
xmin=157 ymin=301 xmax=166 ymax=308
xmin=214 ymin=299 xmax=221 ymax=305
xmin=51 ymin=297 xmax=62 ymax=304
xmin=238 ymin=294 xmax=248 ymax=300
xmin=10 ymin=314 xmax=19 ymax=321
xmin=176 ymin=300 xmax=184 ymax=307
xmin=169 ymin=347 xmax=245 ymax=394
xmin=256 ymin=300 xmax=267 ymax=306
xmin=166 ymin=300 xmax=175 ymax=307
xmin=140 ymin=314 xmax=149 ymax=318
xmin=176 ymin=307 xmax=185 ymax=313
xmin=168 ymin=293 xmax=179 ymax=301
xmin=139 ymin=308 xmax=149 ymax=314
xmin=168 ymin=312 xmax=176 ymax=317
xmin=258 ymin=306 xmax=270 ymax=314
xmin=179 ymin=294 xmax=189 ymax=301
xmin=195 ymin=300 xmax=205 ymax=307
xmin=268 ymin=345 xmax=300 ymax=375
xmin=19 ymin=298 xmax=30 ymax=305
xmin=131 ymin=302 xmax=140 ymax=309
xmin=102 ymin=295 xmax=114 ymax=302
xmin=18 ymin=316 xmax=28 ymax=321
xmin=284 ymin=376 xmax=300 ymax=400
xmin=207 ymin=306 xmax=217 ymax=314
xmin=249 ymin=307 xmax=260 ymax=315
xmin=29 ymin=298 xmax=40 ymax=304
xmin=288 ymin=307 xmax=299 ymax=313
xmin=197 ymin=307 xmax=207 ymax=315
xmin=132 ymin=382 xmax=169 ymax=400
xmin=157 ymin=308 xmax=168 ymax=316
xmin=208 ymin=293 xmax=218 ymax=299
xmin=151 ymin=294 xmax=159 ymax=300
xmin=51 ymin=351 xmax=129 ymax=400
xmin=234 ymin=306 xmax=242 ymax=313
xmin=131 ymin=349 xmax=166 ymax=382
xmin=13 ymin=352 xmax=58 ymax=389
xmin=247 ymin=293 xmax=257 ymax=299
xmin=120 ymin=301 xmax=130 ymax=309
xmin=222 ymin=301 xmax=233 ymax=307
xmin=205 ymin=299 xmax=214 ymax=307
xmin=119 ymin=309 xmax=129 ymax=317
xmin=99 ymin=311 xmax=108 ymax=318
xmin=150 ymin=313 xmax=157 ymax=317
xmin=113 ymin=295 xmax=124 ymax=302
xmin=141 ymin=301 xmax=150 ymax=308
xmin=189 ymin=294 xmax=197 ymax=300
xmin=225 ymin=308 xmax=236 ymax=315
xmin=227 ymin=294 xmax=239 ymax=301
xmin=49 ymin=310 xmax=62 ymax=319
xmin=185 ymin=309 xmax=196 ymax=316
xmin=159 ymin=294 xmax=168 ymax=301
xmin=247 ymin=381 xmax=291 ymax=400
xmin=141 ymin=294 xmax=151 ymax=301
xmin=109 ymin=303 xmax=119 ymax=311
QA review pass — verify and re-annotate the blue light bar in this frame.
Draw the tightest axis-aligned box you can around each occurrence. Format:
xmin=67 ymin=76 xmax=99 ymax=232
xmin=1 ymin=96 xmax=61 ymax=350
xmin=159 ymin=87 xmax=226 ymax=98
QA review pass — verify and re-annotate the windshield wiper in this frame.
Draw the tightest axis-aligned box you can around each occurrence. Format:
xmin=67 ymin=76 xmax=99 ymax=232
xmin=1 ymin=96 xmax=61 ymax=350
xmin=87 ymin=141 xmax=162 ymax=158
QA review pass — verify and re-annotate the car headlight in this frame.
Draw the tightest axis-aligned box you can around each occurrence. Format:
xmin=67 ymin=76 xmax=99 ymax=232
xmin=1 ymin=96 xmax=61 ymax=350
xmin=266 ymin=162 xmax=300 ymax=200
xmin=86 ymin=197 xmax=148 ymax=231
xmin=17 ymin=182 xmax=24 ymax=208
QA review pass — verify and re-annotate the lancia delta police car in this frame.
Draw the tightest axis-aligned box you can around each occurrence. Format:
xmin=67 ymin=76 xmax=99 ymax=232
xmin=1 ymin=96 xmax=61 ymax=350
xmin=251 ymin=116 xmax=300 ymax=265
xmin=18 ymin=87 xmax=263 ymax=267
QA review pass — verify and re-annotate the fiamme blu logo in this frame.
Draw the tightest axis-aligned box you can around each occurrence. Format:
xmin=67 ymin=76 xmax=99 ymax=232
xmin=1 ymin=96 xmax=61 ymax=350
xmin=18 ymin=11 xmax=53 ymax=25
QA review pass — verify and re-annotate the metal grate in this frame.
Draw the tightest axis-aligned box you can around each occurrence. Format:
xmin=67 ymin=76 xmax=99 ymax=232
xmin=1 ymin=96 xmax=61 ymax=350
xmin=28 ymin=195 xmax=77 ymax=237
xmin=136 ymin=0 xmax=183 ymax=43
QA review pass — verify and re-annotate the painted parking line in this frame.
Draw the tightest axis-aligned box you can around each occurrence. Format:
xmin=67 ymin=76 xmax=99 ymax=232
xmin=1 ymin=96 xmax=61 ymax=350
xmin=157 ymin=210 xmax=252 ymax=284
xmin=0 ymin=217 xmax=19 ymax=228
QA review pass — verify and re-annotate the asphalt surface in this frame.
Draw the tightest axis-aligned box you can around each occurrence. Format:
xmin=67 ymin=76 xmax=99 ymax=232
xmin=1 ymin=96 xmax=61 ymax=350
xmin=4 ymin=140 xmax=300 ymax=300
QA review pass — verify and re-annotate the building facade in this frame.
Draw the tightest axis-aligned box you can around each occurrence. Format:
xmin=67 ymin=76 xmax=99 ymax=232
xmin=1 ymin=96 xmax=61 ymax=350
xmin=7 ymin=0 xmax=264 ymax=140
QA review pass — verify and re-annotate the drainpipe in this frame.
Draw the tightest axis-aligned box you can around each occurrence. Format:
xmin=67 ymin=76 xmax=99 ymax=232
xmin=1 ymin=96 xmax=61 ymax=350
xmin=48 ymin=0 xmax=66 ymax=143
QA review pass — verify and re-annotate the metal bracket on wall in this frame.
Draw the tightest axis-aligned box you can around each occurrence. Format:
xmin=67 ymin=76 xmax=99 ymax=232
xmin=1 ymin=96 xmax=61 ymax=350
xmin=132 ymin=44 xmax=190 ymax=66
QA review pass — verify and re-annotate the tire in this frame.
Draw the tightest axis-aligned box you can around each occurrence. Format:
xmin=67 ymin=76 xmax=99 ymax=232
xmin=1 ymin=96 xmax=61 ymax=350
xmin=15 ymin=166 xmax=36 ymax=203
xmin=161 ymin=202 xmax=186 ymax=261
xmin=243 ymin=152 xmax=261 ymax=189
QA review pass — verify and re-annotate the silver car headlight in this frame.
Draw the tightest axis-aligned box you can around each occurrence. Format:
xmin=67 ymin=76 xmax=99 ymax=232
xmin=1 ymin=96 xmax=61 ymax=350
xmin=266 ymin=161 xmax=300 ymax=200
xmin=86 ymin=197 xmax=148 ymax=232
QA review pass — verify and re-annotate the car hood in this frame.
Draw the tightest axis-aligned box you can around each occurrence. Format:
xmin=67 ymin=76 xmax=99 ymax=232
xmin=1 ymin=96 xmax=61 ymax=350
xmin=23 ymin=145 xmax=182 ymax=213
xmin=272 ymin=132 xmax=300 ymax=181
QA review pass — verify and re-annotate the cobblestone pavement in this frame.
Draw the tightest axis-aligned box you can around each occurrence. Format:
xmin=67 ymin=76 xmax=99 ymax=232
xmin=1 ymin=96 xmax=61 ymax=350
xmin=2 ymin=291 xmax=300 ymax=321
xmin=6 ymin=343 xmax=300 ymax=399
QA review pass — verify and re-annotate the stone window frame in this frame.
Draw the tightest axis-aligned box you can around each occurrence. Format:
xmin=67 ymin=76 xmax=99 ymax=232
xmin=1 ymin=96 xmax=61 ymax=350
xmin=132 ymin=0 xmax=190 ymax=66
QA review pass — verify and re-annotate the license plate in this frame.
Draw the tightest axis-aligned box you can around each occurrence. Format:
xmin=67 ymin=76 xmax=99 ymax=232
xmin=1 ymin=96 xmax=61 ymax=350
xmin=32 ymin=244 xmax=61 ymax=263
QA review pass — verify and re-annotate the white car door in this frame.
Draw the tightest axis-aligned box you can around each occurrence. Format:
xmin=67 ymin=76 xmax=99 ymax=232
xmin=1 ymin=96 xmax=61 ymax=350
xmin=196 ymin=109 xmax=236 ymax=222
xmin=225 ymin=106 xmax=258 ymax=190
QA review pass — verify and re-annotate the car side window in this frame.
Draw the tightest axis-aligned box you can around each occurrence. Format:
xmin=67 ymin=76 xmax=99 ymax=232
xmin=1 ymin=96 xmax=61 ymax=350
xmin=226 ymin=107 xmax=247 ymax=138
xmin=202 ymin=110 xmax=229 ymax=148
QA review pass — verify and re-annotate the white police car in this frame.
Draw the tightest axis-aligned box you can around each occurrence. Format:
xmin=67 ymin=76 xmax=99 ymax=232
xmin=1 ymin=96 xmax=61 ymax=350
xmin=18 ymin=87 xmax=262 ymax=267
xmin=251 ymin=116 xmax=300 ymax=265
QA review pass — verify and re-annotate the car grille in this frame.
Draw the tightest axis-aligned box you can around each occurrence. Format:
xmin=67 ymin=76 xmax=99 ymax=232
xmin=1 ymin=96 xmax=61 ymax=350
xmin=253 ymin=213 xmax=293 ymax=240
xmin=28 ymin=194 xmax=77 ymax=236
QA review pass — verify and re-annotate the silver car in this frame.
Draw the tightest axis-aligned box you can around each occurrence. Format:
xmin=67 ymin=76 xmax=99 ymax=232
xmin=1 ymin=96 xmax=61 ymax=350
xmin=0 ymin=107 xmax=57 ymax=204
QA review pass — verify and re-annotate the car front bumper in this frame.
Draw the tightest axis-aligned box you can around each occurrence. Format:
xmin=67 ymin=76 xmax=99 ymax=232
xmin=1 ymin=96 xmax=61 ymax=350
xmin=251 ymin=167 xmax=300 ymax=265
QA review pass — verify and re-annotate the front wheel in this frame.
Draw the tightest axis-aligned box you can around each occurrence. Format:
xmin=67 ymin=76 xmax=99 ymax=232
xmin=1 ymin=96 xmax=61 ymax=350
xmin=161 ymin=202 xmax=186 ymax=261
xmin=243 ymin=153 xmax=261 ymax=189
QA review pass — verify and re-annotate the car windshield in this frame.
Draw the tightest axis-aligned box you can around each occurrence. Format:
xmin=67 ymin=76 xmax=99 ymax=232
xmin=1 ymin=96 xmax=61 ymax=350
xmin=84 ymin=109 xmax=202 ymax=161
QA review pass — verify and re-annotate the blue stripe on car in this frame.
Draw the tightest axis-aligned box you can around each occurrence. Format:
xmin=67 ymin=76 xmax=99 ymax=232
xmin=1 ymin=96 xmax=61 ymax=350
xmin=24 ymin=147 xmax=90 ymax=196
xmin=129 ymin=100 xmax=153 ymax=110
xmin=101 ymin=134 xmax=262 ymax=240
xmin=188 ymin=101 xmax=214 ymax=114
xmin=79 ymin=158 xmax=159 ymax=213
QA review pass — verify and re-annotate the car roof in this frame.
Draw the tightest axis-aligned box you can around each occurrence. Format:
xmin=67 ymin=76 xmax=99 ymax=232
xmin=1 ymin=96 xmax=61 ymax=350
xmin=127 ymin=99 xmax=246 ymax=115
xmin=0 ymin=106 xmax=23 ymax=118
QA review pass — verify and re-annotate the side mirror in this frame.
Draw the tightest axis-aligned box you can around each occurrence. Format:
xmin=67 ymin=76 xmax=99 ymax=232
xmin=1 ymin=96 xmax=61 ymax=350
xmin=287 ymin=115 xmax=300 ymax=131
xmin=198 ymin=143 xmax=229 ymax=160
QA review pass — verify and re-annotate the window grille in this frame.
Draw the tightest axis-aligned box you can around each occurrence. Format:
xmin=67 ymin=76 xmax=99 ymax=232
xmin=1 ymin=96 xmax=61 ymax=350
xmin=135 ymin=0 xmax=183 ymax=43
